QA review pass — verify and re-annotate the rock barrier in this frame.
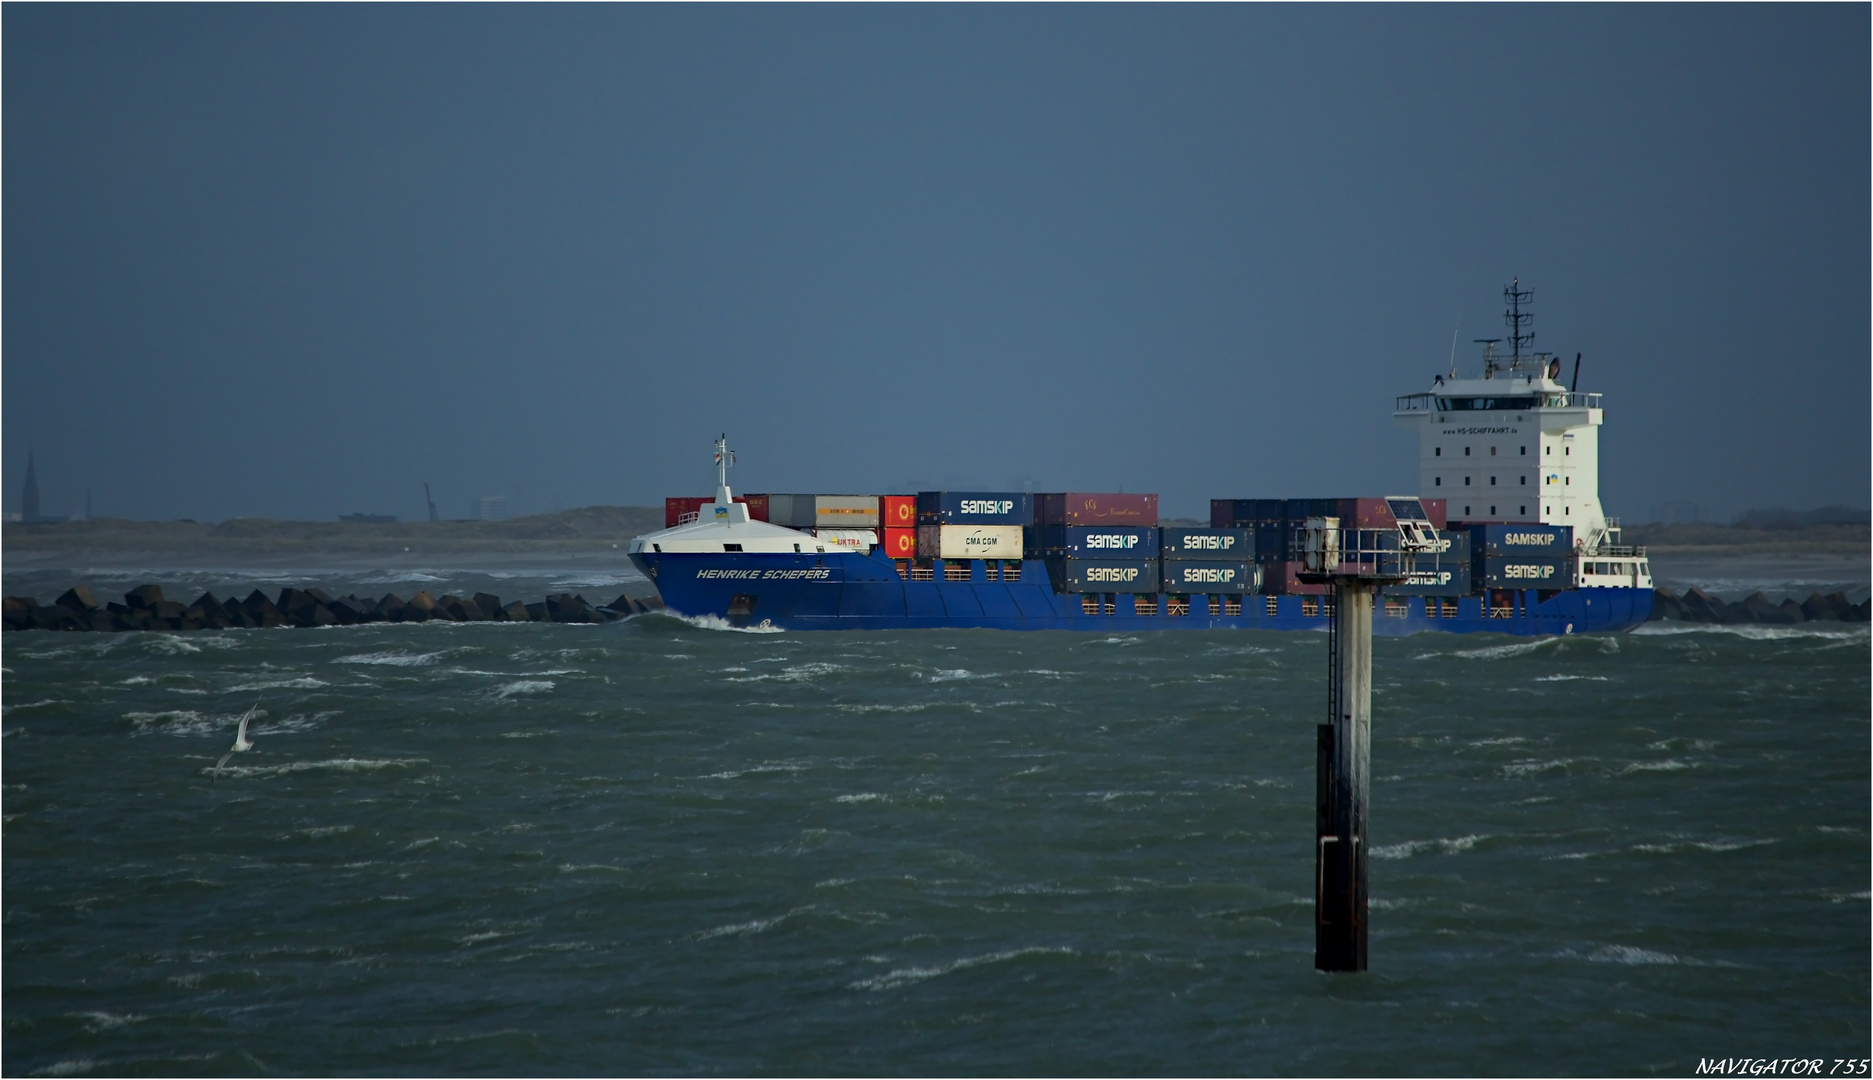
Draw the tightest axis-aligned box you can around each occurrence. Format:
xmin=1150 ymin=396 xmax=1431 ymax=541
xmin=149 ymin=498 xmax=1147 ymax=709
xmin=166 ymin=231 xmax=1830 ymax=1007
xmin=2 ymin=584 xmax=665 ymax=632
xmin=1648 ymin=587 xmax=1869 ymax=625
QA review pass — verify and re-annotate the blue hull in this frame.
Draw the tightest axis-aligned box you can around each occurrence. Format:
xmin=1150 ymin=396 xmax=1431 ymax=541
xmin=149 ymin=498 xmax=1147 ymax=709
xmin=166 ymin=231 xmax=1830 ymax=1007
xmin=632 ymin=549 xmax=1650 ymax=636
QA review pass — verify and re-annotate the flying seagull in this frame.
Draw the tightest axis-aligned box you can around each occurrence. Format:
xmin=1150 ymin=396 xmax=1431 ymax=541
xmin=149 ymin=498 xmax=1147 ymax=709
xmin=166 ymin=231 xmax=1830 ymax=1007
xmin=213 ymin=701 xmax=258 ymax=779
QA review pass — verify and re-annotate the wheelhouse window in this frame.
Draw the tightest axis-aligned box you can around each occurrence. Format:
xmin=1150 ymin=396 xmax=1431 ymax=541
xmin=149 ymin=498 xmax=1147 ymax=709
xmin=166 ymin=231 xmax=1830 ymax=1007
xmin=1435 ymin=395 xmax=1539 ymax=410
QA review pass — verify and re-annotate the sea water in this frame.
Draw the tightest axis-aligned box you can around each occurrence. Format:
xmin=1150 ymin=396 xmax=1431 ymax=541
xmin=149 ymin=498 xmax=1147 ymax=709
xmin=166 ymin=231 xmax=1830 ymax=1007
xmin=3 ymin=569 xmax=1867 ymax=1075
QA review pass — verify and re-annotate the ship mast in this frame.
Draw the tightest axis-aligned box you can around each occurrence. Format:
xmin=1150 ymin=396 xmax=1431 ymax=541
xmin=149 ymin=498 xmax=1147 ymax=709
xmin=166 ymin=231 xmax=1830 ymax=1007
xmin=713 ymin=434 xmax=735 ymax=505
xmin=1504 ymin=277 xmax=1534 ymax=365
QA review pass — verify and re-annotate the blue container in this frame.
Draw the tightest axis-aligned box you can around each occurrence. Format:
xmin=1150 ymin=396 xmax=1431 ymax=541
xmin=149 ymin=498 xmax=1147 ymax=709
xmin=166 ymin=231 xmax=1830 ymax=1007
xmin=1034 ymin=526 xmax=1159 ymax=558
xmin=1475 ymin=554 xmax=1571 ymax=587
xmin=1468 ymin=523 xmax=1572 ymax=555
xmin=1045 ymin=558 xmax=1161 ymax=594
xmin=1283 ymin=497 xmax=1338 ymax=523
xmin=1253 ymin=522 xmax=1295 ymax=563
xmin=917 ymin=491 xmax=1033 ymax=526
xmin=1211 ymin=499 xmax=1284 ymax=527
xmin=1160 ymin=561 xmax=1259 ymax=594
xmin=1160 ymin=528 xmax=1253 ymax=561
xmin=1383 ymin=539 xmax=1473 ymax=595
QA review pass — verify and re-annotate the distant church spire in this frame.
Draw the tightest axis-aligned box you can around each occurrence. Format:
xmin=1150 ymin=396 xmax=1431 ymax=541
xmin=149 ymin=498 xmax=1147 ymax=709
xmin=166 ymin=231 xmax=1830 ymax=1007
xmin=21 ymin=451 xmax=40 ymax=523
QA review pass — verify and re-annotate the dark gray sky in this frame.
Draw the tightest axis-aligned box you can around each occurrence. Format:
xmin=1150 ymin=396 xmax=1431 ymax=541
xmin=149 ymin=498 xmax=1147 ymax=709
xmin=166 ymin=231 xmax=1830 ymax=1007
xmin=7 ymin=5 xmax=1867 ymax=523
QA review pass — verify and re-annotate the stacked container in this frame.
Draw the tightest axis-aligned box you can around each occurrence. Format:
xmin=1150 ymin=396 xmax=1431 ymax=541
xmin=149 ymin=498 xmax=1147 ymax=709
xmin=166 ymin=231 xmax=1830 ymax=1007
xmin=1210 ymin=495 xmax=1452 ymax=594
xmin=1381 ymin=532 xmax=1472 ymax=596
xmin=1035 ymin=493 xmax=1161 ymax=593
xmin=1158 ymin=528 xmax=1260 ymax=594
xmin=1469 ymin=524 xmax=1574 ymax=588
xmin=916 ymin=492 xmax=1030 ymax=561
xmin=878 ymin=496 xmax=917 ymax=561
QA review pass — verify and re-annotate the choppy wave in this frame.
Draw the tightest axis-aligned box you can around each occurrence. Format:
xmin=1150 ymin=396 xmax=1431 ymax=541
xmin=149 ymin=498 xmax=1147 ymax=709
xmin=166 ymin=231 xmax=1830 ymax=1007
xmin=491 ymin=680 xmax=555 ymax=699
xmin=205 ymin=757 xmax=426 ymax=778
xmin=333 ymin=650 xmax=449 ymax=667
xmin=848 ymin=945 xmax=1074 ymax=991
xmin=1371 ymin=834 xmax=1490 ymax=860
xmin=1631 ymin=623 xmax=1870 ymax=642
xmin=1440 ymin=637 xmax=1568 ymax=661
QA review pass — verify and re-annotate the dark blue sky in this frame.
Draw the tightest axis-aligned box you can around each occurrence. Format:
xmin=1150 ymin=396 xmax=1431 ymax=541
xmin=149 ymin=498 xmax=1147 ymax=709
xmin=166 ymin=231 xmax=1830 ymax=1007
xmin=7 ymin=5 xmax=1866 ymax=522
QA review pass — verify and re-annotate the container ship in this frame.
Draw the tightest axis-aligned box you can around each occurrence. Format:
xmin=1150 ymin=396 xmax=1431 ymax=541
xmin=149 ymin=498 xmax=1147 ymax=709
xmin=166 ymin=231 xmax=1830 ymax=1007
xmin=629 ymin=290 xmax=1652 ymax=636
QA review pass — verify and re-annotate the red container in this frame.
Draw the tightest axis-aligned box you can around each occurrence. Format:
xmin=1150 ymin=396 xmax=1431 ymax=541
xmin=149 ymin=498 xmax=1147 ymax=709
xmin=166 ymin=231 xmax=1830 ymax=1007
xmin=1040 ymin=492 xmax=1158 ymax=526
xmin=663 ymin=496 xmax=752 ymax=528
xmin=879 ymin=495 xmax=917 ymax=530
xmin=741 ymin=494 xmax=771 ymax=522
xmin=1421 ymin=498 xmax=1448 ymax=529
xmin=880 ymin=527 xmax=917 ymax=559
xmin=1262 ymin=561 xmax=1329 ymax=595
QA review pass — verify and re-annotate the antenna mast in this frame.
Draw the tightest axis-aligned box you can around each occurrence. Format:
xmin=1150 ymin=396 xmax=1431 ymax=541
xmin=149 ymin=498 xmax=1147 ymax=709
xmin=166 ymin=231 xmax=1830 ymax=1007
xmin=1503 ymin=277 xmax=1534 ymax=364
xmin=424 ymin=482 xmax=439 ymax=523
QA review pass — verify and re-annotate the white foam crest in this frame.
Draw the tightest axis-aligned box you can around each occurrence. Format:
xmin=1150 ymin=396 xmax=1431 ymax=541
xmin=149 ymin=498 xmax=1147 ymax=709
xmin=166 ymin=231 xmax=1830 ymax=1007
xmin=1501 ymin=759 xmax=1572 ymax=777
xmin=548 ymin=573 xmax=645 ymax=589
xmin=1441 ymin=637 xmax=1567 ymax=661
xmin=1572 ymin=944 xmax=1731 ymax=967
xmin=226 ymin=676 xmax=328 ymax=691
xmin=333 ymin=650 xmax=449 ymax=667
xmin=849 ymin=946 xmax=1074 ymax=991
xmin=1092 ymin=636 xmax=1142 ymax=646
xmin=1619 ymin=759 xmax=1694 ymax=774
xmin=656 ymin=612 xmax=784 ymax=634
xmin=3 ymin=699 xmax=69 ymax=714
xmin=1371 ymin=834 xmax=1490 ymax=860
xmin=724 ymin=662 xmax=848 ymax=683
xmin=699 ymin=760 xmax=811 ymax=780
xmin=830 ymin=703 xmax=931 ymax=714
xmin=206 ymin=757 xmax=426 ymax=778
xmin=695 ymin=908 xmax=808 ymax=940
xmin=834 ymin=793 xmax=888 ymax=804
xmin=917 ymin=668 xmax=982 ymax=683
xmin=128 ymin=708 xmax=264 ymax=738
xmin=1632 ymin=838 xmax=1776 ymax=855
xmin=491 ymin=680 xmax=555 ymax=699
xmin=73 ymin=1011 xmax=148 ymax=1033
xmin=1469 ymin=736 xmax=1528 ymax=746
xmin=1632 ymin=623 xmax=1869 ymax=642
xmin=1534 ymin=674 xmax=1610 ymax=682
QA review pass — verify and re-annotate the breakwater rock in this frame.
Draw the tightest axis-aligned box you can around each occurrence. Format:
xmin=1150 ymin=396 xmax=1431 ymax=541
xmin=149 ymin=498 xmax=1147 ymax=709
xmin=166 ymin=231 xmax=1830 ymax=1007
xmin=1648 ymin=587 xmax=1869 ymax=625
xmin=2 ymin=584 xmax=664 ymax=632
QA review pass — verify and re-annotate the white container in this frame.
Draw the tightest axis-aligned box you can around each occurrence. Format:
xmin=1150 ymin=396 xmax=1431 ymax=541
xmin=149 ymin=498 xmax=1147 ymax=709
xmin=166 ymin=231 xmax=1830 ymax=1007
xmin=917 ymin=524 xmax=1024 ymax=560
xmin=813 ymin=529 xmax=878 ymax=551
xmin=813 ymin=495 xmax=879 ymax=528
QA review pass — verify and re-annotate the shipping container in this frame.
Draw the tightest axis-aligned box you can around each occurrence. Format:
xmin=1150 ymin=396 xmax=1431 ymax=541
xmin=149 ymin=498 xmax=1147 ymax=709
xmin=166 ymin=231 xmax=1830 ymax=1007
xmin=813 ymin=529 xmax=878 ymax=551
xmin=1475 ymin=554 xmax=1571 ymax=586
xmin=767 ymin=494 xmax=879 ymax=528
xmin=917 ymin=491 xmax=1032 ymax=526
xmin=1038 ymin=492 xmax=1159 ymax=526
xmin=1261 ymin=560 xmax=1330 ymax=595
xmin=1210 ymin=498 xmax=1284 ymax=528
xmin=1254 ymin=522 xmax=1295 ymax=563
xmin=879 ymin=495 xmax=917 ymax=530
xmin=1045 ymin=558 xmax=1161 ymax=594
xmin=1381 ymin=535 xmax=1473 ymax=595
xmin=880 ymin=527 xmax=917 ymax=559
xmin=916 ymin=524 xmax=1024 ymax=560
xmin=1421 ymin=497 xmax=1448 ymax=529
xmin=1159 ymin=528 xmax=1253 ymax=560
xmin=1383 ymin=558 xmax=1473 ymax=596
xmin=664 ymin=496 xmax=757 ymax=528
xmin=1160 ymin=560 xmax=1260 ymax=593
xmin=1336 ymin=497 xmax=1397 ymax=530
xmin=1467 ymin=523 xmax=1573 ymax=556
xmin=1032 ymin=525 xmax=1159 ymax=558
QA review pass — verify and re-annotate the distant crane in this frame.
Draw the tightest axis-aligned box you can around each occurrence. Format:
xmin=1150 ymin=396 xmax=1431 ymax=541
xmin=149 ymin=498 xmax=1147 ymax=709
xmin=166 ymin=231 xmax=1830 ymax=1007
xmin=424 ymin=482 xmax=439 ymax=523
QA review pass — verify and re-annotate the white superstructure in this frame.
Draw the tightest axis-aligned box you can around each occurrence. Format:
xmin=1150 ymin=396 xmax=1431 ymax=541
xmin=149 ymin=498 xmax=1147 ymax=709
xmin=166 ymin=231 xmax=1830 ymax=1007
xmin=626 ymin=436 xmax=835 ymax=556
xmin=1391 ymin=284 xmax=1650 ymax=589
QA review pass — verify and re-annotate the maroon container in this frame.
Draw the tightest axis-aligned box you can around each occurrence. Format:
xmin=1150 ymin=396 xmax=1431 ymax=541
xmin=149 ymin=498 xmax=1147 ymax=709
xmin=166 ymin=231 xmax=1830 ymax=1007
xmin=1421 ymin=498 xmax=1448 ymax=529
xmin=1335 ymin=497 xmax=1398 ymax=530
xmin=1039 ymin=492 xmax=1158 ymax=526
xmin=1262 ymin=560 xmax=1330 ymax=595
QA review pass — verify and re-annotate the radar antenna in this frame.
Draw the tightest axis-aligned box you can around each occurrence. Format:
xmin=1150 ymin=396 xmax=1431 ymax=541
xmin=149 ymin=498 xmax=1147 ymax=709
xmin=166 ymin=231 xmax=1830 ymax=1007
xmin=1503 ymin=277 xmax=1534 ymax=363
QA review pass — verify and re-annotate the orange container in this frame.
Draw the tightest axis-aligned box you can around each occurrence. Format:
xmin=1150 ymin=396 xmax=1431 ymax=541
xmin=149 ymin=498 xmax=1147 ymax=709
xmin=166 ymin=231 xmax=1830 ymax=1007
xmin=880 ymin=527 xmax=917 ymax=559
xmin=879 ymin=495 xmax=918 ymax=529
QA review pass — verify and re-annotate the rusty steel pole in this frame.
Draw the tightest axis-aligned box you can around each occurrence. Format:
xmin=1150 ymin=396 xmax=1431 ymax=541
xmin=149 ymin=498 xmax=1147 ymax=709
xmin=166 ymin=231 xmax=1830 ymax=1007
xmin=1316 ymin=577 xmax=1374 ymax=972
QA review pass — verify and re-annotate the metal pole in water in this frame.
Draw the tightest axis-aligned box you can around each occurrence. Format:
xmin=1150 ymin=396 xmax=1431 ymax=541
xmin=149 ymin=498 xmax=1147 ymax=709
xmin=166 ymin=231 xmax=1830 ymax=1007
xmin=1316 ymin=578 xmax=1373 ymax=972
